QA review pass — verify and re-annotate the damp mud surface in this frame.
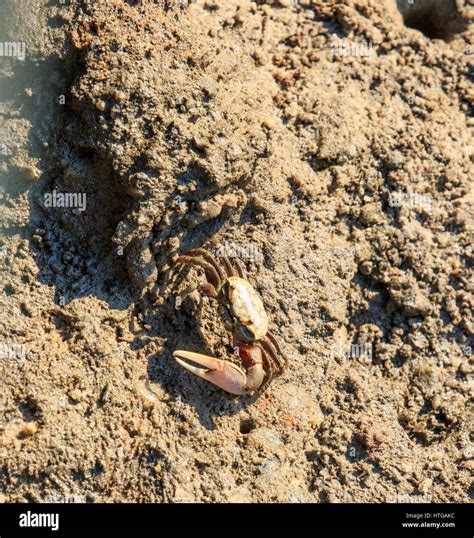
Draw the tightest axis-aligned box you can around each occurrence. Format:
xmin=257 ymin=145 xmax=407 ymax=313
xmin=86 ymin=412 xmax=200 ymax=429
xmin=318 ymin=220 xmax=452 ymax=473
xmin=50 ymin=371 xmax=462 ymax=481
xmin=0 ymin=0 xmax=473 ymax=503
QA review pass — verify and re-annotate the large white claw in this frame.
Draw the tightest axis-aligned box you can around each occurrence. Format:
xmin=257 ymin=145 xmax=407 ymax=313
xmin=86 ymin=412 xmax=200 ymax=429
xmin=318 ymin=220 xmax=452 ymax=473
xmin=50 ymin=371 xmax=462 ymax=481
xmin=173 ymin=350 xmax=248 ymax=395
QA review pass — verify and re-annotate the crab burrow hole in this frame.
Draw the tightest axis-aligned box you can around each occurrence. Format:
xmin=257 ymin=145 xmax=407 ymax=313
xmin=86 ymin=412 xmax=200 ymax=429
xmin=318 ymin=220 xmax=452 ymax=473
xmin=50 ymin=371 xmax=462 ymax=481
xmin=397 ymin=0 xmax=471 ymax=41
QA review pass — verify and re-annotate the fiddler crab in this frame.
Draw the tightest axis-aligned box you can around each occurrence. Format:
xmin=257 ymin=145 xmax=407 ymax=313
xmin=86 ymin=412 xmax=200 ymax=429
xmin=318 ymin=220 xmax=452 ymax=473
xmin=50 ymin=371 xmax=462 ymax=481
xmin=172 ymin=248 xmax=286 ymax=395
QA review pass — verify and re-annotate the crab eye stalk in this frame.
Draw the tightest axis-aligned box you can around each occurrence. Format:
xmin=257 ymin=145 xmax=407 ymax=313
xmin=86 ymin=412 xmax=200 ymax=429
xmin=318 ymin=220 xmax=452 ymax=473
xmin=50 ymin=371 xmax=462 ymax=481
xmin=237 ymin=323 xmax=255 ymax=342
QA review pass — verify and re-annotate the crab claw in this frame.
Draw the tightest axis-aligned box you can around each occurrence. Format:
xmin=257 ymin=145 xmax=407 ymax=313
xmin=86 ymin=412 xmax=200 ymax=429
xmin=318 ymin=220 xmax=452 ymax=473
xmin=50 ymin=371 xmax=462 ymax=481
xmin=173 ymin=350 xmax=252 ymax=395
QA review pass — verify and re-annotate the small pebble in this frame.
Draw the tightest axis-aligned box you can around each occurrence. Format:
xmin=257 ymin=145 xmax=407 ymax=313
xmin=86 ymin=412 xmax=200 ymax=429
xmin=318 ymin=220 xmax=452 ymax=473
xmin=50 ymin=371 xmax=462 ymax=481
xmin=68 ymin=389 xmax=83 ymax=403
xmin=24 ymin=166 xmax=41 ymax=182
xmin=244 ymin=427 xmax=283 ymax=454
xmin=19 ymin=422 xmax=37 ymax=438
xmin=259 ymin=457 xmax=280 ymax=476
xmin=262 ymin=117 xmax=276 ymax=130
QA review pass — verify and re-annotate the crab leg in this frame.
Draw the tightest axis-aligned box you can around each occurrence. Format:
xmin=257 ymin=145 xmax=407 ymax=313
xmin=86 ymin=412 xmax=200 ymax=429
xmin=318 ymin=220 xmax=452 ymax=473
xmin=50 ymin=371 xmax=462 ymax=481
xmin=173 ymin=346 xmax=265 ymax=395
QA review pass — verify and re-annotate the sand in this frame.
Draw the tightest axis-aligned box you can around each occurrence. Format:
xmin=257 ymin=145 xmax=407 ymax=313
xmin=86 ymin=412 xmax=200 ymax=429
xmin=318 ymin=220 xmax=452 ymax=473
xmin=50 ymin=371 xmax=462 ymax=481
xmin=0 ymin=0 xmax=472 ymax=503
